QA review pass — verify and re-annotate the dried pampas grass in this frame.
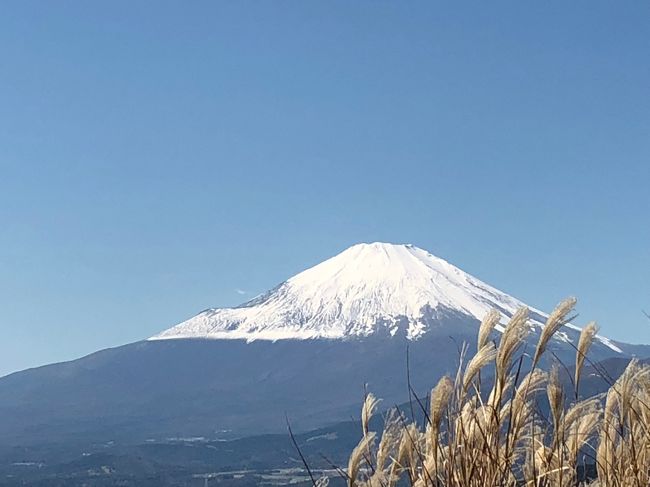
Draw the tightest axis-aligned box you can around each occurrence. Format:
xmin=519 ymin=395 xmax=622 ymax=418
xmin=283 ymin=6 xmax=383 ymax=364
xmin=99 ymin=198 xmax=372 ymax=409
xmin=338 ymin=298 xmax=650 ymax=487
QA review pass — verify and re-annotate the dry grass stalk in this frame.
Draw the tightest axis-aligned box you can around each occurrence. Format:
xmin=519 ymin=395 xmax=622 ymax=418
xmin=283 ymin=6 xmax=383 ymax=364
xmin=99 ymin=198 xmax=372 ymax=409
xmin=575 ymin=322 xmax=599 ymax=396
xmin=478 ymin=309 xmax=501 ymax=351
xmin=533 ymin=297 xmax=577 ymax=367
xmin=361 ymin=393 xmax=381 ymax=437
xmin=339 ymin=298 xmax=650 ymax=487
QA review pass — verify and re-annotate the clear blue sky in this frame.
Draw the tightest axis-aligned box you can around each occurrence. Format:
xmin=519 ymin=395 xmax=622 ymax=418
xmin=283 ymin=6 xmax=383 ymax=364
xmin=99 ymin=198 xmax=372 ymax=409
xmin=1 ymin=1 xmax=649 ymax=377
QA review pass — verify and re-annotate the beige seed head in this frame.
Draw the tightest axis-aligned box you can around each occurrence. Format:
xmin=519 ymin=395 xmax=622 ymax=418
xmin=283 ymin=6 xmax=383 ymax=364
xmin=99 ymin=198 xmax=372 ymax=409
xmin=533 ymin=297 xmax=577 ymax=366
xmin=347 ymin=432 xmax=376 ymax=487
xmin=547 ymin=365 xmax=564 ymax=434
xmin=462 ymin=341 xmax=497 ymax=392
xmin=478 ymin=309 xmax=501 ymax=350
xmin=430 ymin=375 xmax=454 ymax=430
xmin=361 ymin=392 xmax=381 ymax=437
xmin=496 ymin=307 xmax=530 ymax=381
xmin=575 ymin=321 xmax=599 ymax=394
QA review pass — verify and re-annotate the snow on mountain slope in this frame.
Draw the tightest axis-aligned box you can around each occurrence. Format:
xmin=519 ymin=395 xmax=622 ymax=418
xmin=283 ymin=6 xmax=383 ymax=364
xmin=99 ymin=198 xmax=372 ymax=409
xmin=150 ymin=242 xmax=621 ymax=353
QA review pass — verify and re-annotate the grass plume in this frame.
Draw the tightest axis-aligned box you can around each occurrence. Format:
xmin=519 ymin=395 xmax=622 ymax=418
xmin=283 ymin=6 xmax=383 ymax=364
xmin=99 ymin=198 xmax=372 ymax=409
xmin=337 ymin=298 xmax=650 ymax=487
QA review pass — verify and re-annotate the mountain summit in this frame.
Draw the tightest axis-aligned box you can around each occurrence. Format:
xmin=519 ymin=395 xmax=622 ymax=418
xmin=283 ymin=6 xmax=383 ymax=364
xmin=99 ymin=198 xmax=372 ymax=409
xmin=151 ymin=242 xmax=620 ymax=353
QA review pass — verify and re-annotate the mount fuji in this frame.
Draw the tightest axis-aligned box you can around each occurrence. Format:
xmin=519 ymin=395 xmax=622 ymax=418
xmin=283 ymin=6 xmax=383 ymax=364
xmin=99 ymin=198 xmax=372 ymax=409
xmin=0 ymin=243 xmax=643 ymax=451
xmin=152 ymin=242 xmax=621 ymax=353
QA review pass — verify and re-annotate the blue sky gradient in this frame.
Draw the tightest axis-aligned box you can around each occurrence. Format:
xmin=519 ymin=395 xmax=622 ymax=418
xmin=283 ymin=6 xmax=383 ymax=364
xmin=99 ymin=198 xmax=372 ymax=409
xmin=1 ymin=1 xmax=649 ymax=376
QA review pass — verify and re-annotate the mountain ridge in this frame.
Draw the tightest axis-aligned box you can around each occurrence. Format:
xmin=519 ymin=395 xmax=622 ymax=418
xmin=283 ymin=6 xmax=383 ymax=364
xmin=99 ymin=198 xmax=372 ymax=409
xmin=0 ymin=242 xmax=643 ymax=455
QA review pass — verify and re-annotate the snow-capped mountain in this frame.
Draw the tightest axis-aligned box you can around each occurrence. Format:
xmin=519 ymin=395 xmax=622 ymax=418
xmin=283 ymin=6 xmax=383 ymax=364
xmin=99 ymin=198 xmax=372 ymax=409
xmin=151 ymin=242 xmax=621 ymax=353
xmin=0 ymin=242 xmax=641 ymax=452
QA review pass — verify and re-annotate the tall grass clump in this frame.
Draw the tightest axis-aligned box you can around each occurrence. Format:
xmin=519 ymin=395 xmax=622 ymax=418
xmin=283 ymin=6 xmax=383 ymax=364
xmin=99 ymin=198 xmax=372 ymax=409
xmin=340 ymin=298 xmax=650 ymax=487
